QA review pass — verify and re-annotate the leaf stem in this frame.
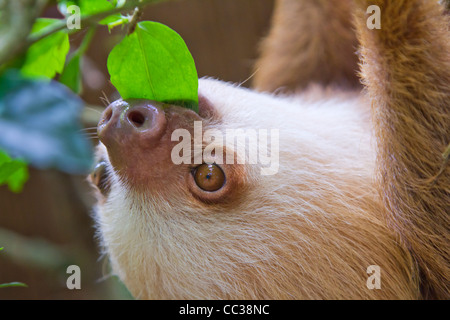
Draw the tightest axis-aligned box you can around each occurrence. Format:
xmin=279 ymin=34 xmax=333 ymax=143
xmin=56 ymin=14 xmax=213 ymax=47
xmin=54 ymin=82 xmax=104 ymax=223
xmin=77 ymin=27 xmax=97 ymax=57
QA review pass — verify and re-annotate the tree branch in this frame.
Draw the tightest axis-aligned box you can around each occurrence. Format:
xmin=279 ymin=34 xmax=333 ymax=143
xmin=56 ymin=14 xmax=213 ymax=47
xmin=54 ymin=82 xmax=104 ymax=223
xmin=0 ymin=0 xmax=169 ymax=68
xmin=0 ymin=0 xmax=48 ymax=66
xmin=127 ymin=4 xmax=145 ymax=35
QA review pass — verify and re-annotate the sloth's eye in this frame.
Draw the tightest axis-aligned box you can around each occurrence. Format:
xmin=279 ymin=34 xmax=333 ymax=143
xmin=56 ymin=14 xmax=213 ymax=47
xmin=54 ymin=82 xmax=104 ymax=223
xmin=90 ymin=161 xmax=111 ymax=196
xmin=194 ymin=164 xmax=225 ymax=192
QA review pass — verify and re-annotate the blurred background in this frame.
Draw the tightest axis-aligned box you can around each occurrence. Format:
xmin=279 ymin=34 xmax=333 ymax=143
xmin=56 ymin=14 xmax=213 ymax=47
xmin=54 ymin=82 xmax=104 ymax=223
xmin=0 ymin=0 xmax=274 ymax=299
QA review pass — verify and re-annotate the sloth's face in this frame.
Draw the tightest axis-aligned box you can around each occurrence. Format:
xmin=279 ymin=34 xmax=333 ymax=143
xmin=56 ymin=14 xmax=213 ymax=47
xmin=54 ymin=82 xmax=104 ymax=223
xmin=89 ymin=94 xmax=250 ymax=208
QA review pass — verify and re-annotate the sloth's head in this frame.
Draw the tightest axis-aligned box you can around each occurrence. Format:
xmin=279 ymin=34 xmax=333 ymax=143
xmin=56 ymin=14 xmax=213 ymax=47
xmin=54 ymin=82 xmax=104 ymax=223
xmin=89 ymin=79 xmax=414 ymax=299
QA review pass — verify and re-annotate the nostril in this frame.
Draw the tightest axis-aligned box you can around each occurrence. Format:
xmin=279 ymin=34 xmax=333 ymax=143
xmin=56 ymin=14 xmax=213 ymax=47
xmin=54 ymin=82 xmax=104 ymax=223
xmin=103 ymin=107 xmax=113 ymax=124
xmin=99 ymin=101 xmax=167 ymax=152
xmin=127 ymin=110 xmax=146 ymax=128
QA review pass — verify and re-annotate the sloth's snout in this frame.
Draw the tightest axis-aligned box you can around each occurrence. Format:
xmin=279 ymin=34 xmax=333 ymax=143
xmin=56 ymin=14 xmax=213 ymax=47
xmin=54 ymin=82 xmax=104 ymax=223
xmin=97 ymin=98 xmax=201 ymax=184
xmin=97 ymin=100 xmax=168 ymax=170
xmin=98 ymin=99 xmax=167 ymax=148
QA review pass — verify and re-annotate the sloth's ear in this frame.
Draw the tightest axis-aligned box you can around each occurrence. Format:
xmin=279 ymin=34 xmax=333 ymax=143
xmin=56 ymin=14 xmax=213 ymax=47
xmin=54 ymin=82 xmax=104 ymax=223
xmin=89 ymin=160 xmax=111 ymax=198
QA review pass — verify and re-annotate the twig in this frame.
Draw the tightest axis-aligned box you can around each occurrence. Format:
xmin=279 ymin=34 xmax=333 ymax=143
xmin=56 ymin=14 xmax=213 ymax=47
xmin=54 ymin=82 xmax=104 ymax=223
xmin=127 ymin=3 xmax=145 ymax=35
xmin=29 ymin=0 xmax=160 ymax=44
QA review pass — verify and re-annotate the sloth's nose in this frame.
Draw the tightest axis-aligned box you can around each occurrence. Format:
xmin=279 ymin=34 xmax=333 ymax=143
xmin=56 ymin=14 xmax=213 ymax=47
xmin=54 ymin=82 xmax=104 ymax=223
xmin=98 ymin=99 xmax=167 ymax=150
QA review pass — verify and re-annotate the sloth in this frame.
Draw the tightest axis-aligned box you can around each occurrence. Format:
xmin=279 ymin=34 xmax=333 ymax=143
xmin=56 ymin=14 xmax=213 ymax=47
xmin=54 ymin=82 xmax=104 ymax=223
xmin=89 ymin=0 xmax=449 ymax=299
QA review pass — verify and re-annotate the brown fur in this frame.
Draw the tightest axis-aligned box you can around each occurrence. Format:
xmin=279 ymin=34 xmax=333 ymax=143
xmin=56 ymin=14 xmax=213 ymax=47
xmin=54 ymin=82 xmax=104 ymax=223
xmin=253 ymin=0 xmax=361 ymax=92
xmin=354 ymin=0 xmax=450 ymax=299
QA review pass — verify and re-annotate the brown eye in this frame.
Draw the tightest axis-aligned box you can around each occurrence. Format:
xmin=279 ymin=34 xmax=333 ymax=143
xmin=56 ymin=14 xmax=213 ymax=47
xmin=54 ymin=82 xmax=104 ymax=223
xmin=90 ymin=161 xmax=111 ymax=196
xmin=194 ymin=164 xmax=225 ymax=192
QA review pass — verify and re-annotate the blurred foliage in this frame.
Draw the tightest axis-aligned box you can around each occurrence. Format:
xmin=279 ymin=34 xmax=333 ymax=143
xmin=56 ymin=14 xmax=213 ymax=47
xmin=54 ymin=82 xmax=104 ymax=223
xmin=0 ymin=228 xmax=73 ymax=271
xmin=0 ymin=0 xmax=163 ymax=190
xmin=0 ymin=150 xmax=28 ymax=193
xmin=0 ymin=247 xmax=27 ymax=289
xmin=0 ymin=71 xmax=93 ymax=175
xmin=21 ymin=18 xmax=70 ymax=79
xmin=0 ymin=0 xmax=167 ymax=298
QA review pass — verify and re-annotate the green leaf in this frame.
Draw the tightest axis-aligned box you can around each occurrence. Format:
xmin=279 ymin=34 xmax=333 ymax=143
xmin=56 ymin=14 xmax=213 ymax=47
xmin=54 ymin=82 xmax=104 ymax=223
xmin=100 ymin=14 xmax=129 ymax=31
xmin=0 ymin=282 xmax=28 ymax=289
xmin=58 ymin=0 xmax=125 ymax=29
xmin=60 ymin=27 xmax=95 ymax=94
xmin=58 ymin=0 xmax=114 ymax=16
xmin=107 ymin=21 xmax=199 ymax=112
xmin=21 ymin=18 xmax=70 ymax=79
xmin=5 ymin=161 xmax=29 ymax=193
xmin=60 ymin=54 xmax=82 ymax=94
xmin=0 ymin=70 xmax=93 ymax=174
xmin=0 ymin=150 xmax=29 ymax=193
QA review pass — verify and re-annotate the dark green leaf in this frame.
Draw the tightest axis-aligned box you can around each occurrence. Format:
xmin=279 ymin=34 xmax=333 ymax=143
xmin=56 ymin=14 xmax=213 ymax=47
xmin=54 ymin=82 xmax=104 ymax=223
xmin=107 ymin=21 xmax=199 ymax=112
xmin=0 ymin=70 xmax=93 ymax=174
xmin=21 ymin=18 xmax=70 ymax=79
